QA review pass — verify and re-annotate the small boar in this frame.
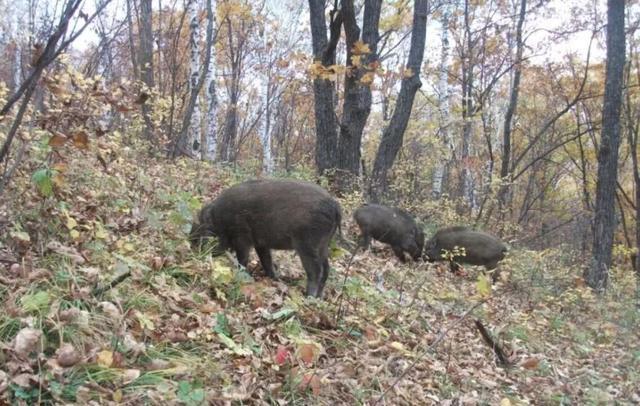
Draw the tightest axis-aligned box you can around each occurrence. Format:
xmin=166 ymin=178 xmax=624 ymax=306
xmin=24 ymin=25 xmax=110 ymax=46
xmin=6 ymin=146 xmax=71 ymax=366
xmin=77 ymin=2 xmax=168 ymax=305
xmin=353 ymin=204 xmax=424 ymax=262
xmin=424 ymin=226 xmax=507 ymax=278
xmin=189 ymin=179 xmax=342 ymax=298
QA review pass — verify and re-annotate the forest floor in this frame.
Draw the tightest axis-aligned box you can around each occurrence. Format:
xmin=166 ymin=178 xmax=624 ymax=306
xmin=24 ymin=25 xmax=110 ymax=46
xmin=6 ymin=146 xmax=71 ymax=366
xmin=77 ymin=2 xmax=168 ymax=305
xmin=1 ymin=138 xmax=639 ymax=405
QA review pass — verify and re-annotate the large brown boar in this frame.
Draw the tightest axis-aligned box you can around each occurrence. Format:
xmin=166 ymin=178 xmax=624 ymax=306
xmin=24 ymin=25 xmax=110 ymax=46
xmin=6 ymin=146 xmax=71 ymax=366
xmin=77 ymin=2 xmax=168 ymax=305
xmin=353 ymin=204 xmax=425 ymax=262
xmin=189 ymin=179 xmax=342 ymax=298
xmin=424 ymin=226 xmax=507 ymax=277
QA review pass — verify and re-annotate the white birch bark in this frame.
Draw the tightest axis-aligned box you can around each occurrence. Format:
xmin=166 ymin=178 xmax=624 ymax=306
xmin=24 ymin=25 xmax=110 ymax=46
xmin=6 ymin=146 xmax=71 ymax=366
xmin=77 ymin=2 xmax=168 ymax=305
xmin=203 ymin=0 xmax=217 ymax=161
xmin=432 ymin=3 xmax=452 ymax=198
xmin=187 ymin=0 xmax=202 ymax=156
xmin=12 ymin=2 xmax=24 ymax=93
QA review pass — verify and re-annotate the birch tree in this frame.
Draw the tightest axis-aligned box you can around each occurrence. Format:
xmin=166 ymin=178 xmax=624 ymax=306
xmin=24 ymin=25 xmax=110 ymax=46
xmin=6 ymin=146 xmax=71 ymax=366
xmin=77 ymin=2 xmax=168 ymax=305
xmin=203 ymin=0 xmax=217 ymax=161
xmin=187 ymin=0 xmax=202 ymax=155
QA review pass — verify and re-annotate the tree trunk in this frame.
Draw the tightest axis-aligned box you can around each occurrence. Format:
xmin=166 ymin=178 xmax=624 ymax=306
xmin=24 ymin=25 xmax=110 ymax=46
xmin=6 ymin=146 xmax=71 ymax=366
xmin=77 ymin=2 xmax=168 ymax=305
xmin=12 ymin=5 xmax=23 ymax=93
xmin=498 ymin=0 xmax=527 ymax=210
xmin=187 ymin=0 xmax=202 ymax=155
xmin=432 ymin=3 xmax=452 ymax=199
xmin=171 ymin=0 xmax=214 ymax=159
xmin=337 ymin=0 xmax=382 ymax=188
xmin=584 ymin=0 xmax=625 ymax=292
xmin=456 ymin=0 xmax=474 ymax=212
xmin=139 ymin=0 xmax=155 ymax=140
xmin=126 ymin=0 xmax=140 ymax=81
xmin=307 ymin=0 xmax=341 ymax=175
xmin=369 ymin=0 xmax=429 ymax=201
xmin=204 ymin=0 xmax=218 ymax=161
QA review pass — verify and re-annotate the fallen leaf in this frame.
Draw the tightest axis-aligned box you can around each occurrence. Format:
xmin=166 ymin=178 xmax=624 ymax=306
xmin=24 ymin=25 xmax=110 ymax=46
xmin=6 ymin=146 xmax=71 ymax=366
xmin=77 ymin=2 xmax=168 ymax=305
xmin=121 ymin=369 xmax=141 ymax=384
xmin=521 ymin=357 xmax=540 ymax=370
xmin=97 ymin=350 xmax=114 ymax=367
xmin=13 ymin=327 xmax=42 ymax=357
xmin=299 ymin=373 xmax=321 ymax=396
xmin=48 ymin=132 xmax=68 ymax=147
xmin=72 ymin=131 xmax=89 ymax=149
xmin=57 ymin=343 xmax=81 ymax=367
xmin=275 ymin=345 xmax=290 ymax=365
xmin=99 ymin=301 xmax=121 ymax=320
xmin=297 ymin=343 xmax=317 ymax=366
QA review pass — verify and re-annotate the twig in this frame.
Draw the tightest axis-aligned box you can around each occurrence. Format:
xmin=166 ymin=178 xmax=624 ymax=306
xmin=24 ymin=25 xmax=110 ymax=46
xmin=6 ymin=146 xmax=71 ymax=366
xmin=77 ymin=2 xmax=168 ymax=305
xmin=374 ymin=298 xmax=489 ymax=404
xmin=333 ymin=245 xmax=360 ymax=324
xmin=474 ymin=319 xmax=511 ymax=367
xmin=92 ymin=271 xmax=132 ymax=296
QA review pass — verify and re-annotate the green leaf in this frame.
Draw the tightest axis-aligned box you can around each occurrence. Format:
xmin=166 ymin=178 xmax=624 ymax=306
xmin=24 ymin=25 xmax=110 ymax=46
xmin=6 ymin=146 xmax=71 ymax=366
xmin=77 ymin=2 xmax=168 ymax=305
xmin=262 ymin=307 xmax=296 ymax=321
xmin=476 ymin=273 xmax=492 ymax=298
xmin=177 ymin=381 xmax=205 ymax=406
xmin=213 ymin=313 xmax=231 ymax=337
xmin=20 ymin=291 xmax=51 ymax=313
xmin=217 ymin=333 xmax=251 ymax=356
xmin=31 ymin=168 xmax=53 ymax=197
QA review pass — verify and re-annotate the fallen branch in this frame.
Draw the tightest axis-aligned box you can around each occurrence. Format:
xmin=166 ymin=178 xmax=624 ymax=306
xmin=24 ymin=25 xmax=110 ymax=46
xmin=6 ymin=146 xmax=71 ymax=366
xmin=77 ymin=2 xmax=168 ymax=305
xmin=475 ymin=319 xmax=511 ymax=367
xmin=374 ymin=298 xmax=489 ymax=404
xmin=92 ymin=271 xmax=132 ymax=296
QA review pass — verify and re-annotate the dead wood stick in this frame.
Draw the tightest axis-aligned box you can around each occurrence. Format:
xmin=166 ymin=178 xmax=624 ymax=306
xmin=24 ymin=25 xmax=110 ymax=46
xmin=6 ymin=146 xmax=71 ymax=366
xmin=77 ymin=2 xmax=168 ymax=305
xmin=92 ymin=271 xmax=132 ymax=296
xmin=475 ymin=319 xmax=511 ymax=366
xmin=374 ymin=298 xmax=489 ymax=404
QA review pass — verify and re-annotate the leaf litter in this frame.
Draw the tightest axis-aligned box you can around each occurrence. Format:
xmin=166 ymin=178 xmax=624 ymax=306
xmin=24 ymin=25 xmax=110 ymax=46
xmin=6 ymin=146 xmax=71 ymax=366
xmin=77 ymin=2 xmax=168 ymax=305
xmin=0 ymin=141 xmax=639 ymax=404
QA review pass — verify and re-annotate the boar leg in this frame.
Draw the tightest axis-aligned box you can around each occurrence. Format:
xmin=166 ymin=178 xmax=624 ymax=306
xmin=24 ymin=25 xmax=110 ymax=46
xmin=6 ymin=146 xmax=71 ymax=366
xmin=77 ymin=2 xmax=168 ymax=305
xmin=296 ymin=247 xmax=323 ymax=298
xmin=359 ymin=230 xmax=372 ymax=251
xmin=255 ymin=246 xmax=277 ymax=279
xmin=317 ymin=245 xmax=331 ymax=296
xmin=392 ymin=246 xmax=407 ymax=263
xmin=231 ymin=238 xmax=251 ymax=269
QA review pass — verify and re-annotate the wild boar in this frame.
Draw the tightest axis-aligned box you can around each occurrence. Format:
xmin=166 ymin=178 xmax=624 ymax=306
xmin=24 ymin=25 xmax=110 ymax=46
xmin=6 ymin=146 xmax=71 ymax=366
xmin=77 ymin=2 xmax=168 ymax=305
xmin=189 ymin=179 xmax=342 ymax=298
xmin=424 ymin=226 xmax=507 ymax=279
xmin=353 ymin=204 xmax=425 ymax=262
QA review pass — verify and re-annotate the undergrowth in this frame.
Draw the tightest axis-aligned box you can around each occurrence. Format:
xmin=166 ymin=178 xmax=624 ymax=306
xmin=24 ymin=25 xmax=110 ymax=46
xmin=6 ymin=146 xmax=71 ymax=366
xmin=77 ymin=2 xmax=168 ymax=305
xmin=0 ymin=135 xmax=639 ymax=404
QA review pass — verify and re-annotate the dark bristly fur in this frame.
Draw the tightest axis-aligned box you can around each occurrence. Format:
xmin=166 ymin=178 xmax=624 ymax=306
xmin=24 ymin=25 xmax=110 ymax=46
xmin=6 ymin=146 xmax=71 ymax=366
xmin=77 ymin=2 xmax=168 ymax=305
xmin=190 ymin=179 xmax=342 ymax=298
xmin=424 ymin=227 xmax=507 ymax=278
xmin=353 ymin=203 xmax=425 ymax=262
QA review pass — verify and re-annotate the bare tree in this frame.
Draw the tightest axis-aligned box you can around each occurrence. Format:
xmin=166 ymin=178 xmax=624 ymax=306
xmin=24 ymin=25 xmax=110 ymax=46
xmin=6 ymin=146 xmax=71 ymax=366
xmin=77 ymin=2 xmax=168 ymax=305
xmin=0 ymin=0 xmax=114 ymax=187
xmin=139 ymin=0 xmax=155 ymax=140
xmin=369 ymin=0 xmax=429 ymax=201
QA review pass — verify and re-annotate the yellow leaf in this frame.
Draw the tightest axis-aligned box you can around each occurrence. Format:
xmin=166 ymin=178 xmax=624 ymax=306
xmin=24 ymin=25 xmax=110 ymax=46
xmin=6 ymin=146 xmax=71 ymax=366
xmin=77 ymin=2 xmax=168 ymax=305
xmin=66 ymin=216 xmax=77 ymax=230
xmin=500 ymin=398 xmax=512 ymax=406
xmin=352 ymin=40 xmax=371 ymax=55
xmin=476 ymin=274 xmax=491 ymax=297
xmin=123 ymin=242 xmax=134 ymax=252
xmin=351 ymin=55 xmax=363 ymax=67
xmin=95 ymin=223 xmax=108 ymax=240
xmin=52 ymin=173 xmax=66 ymax=187
xmin=112 ymin=389 xmax=123 ymax=402
xmin=96 ymin=350 xmax=113 ymax=367
xmin=360 ymin=72 xmax=375 ymax=86
xmin=70 ymin=230 xmax=80 ymax=240
xmin=135 ymin=312 xmax=155 ymax=331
